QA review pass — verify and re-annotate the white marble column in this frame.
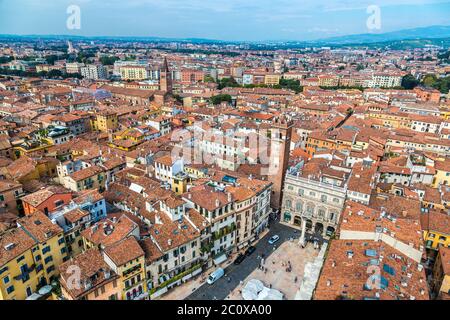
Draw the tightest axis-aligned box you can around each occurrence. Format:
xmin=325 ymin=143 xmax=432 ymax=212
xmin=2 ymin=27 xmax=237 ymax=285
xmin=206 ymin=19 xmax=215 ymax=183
xmin=299 ymin=218 xmax=306 ymax=247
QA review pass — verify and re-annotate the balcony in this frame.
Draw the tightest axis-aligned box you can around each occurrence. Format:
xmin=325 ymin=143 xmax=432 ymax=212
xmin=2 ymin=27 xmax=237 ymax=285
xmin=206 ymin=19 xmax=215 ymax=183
xmin=123 ymin=265 xmax=142 ymax=278
xmin=212 ymin=223 xmax=237 ymax=241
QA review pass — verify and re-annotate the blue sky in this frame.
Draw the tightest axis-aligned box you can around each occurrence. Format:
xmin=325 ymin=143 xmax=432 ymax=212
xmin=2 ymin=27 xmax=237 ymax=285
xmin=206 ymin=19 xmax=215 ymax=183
xmin=0 ymin=0 xmax=449 ymax=41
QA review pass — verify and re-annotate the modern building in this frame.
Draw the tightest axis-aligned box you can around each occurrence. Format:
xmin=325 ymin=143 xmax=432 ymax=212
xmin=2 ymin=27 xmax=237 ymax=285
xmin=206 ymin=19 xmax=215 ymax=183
xmin=81 ymin=64 xmax=108 ymax=80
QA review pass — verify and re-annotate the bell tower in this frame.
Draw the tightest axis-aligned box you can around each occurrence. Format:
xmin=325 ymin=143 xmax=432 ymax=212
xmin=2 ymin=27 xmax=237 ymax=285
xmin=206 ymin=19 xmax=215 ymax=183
xmin=160 ymin=57 xmax=172 ymax=94
xmin=268 ymin=115 xmax=293 ymax=211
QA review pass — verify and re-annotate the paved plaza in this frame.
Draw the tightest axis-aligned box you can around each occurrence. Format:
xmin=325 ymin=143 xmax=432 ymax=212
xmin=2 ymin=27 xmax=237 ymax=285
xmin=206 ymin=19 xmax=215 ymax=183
xmin=227 ymin=241 xmax=318 ymax=300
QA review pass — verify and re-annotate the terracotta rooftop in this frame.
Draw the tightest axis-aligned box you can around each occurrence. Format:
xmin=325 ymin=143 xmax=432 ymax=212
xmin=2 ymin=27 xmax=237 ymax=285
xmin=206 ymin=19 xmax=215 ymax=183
xmin=103 ymin=236 xmax=144 ymax=266
xmin=17 ymin=210 xmax=63 ymax=243
xmin=59 ymin=248 xmax=119 ymax=299
xmin=81 ymin=214 xmax=138 ymax=247
xmin=315 ymin=239 xmax=429 ymax=300
xmin=21 ymin=185 xmax=72 ymax=207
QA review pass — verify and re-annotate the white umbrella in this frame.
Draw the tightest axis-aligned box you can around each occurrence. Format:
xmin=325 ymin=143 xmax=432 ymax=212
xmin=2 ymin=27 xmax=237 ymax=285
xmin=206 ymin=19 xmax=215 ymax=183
xmin=242 ymin=287 xmax=258 ymax=300
xmin=257 ymin=288 xmax=284 ymax=300
xmin=246 ymin=279 xmax=264 ymax=293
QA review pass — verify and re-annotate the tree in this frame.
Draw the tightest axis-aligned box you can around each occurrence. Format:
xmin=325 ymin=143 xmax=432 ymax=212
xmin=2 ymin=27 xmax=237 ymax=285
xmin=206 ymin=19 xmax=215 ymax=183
xmin=0 ymin=56 xmax=13 ymax=64
xmin=100 ymin=56 xmax=119 ymax=66
xmin=420 ymin=74 xmax=450 ymax=94
xmin=47 ymin=69 xmax=63 ymax=79
xmin=173 ymin=94 xmax=184 ymax=103
xmin=422 ymin=74 xmax=438 ymax=87
xmin=401 ymin=74 xmax=420 ymax=89
xmin=218 ymin=77 xmax=239 ymax=89
xmin=204 ymin=75 xmax=215 ymax=83
xmin=211 ymin=94 xmax=232 ymax=105
xmin=279 ymin=78 xmax=303 ymax=93
xmin=76 ymin=51 xmax=96 ymax=63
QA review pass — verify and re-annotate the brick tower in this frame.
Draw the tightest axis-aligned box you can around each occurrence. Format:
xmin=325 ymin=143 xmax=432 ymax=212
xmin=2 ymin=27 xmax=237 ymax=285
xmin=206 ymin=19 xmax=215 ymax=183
xmin=159 ymin=57 xmax=172 ymax=94
xmin=268 ymin=115 xmax=293 ymax=211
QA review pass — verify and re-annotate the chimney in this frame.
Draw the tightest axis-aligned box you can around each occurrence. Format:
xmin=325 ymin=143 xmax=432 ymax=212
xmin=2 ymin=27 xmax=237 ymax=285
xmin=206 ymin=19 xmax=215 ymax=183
xmin=227 ymin=192 xmax=232 ymax=202
xmin=215 ymin=198 xmax=220 ymax=207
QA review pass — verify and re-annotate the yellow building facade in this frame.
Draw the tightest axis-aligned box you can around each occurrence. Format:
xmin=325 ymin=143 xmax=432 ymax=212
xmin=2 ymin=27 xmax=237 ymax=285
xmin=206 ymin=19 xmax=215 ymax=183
xmin=0 ymin=211 xmax=68 ymax=300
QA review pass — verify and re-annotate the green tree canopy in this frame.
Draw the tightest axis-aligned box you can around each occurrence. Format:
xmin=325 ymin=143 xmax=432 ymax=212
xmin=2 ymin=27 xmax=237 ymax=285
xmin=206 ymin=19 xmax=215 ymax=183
xmin=211 ymin=94 xmax=232 ymax=105
xmin=401 ymin=74 xmax=420 ymax=89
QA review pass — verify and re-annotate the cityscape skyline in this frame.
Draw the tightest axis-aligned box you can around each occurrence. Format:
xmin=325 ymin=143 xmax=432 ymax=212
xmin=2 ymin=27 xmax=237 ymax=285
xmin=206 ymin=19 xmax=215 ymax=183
xmin=0 ymin=0 xmax=449 ymax=307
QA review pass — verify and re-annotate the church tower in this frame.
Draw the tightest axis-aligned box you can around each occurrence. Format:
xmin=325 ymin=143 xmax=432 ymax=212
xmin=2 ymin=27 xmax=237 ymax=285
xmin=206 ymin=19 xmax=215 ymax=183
xmin=268 ymin=115 xmax=293 ymax=211
xmin=159 ymin=57 xmax=172 ymax=94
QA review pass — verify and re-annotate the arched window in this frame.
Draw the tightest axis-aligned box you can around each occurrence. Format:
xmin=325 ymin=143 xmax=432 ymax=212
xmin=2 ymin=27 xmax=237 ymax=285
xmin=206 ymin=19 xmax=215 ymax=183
xmin=318 ymin=208 xmax=325 ymax=218
xmin=285 ymin=199 xmax=292 ymax=209
xmin=329 ymin=212 xmax=335 ymax=221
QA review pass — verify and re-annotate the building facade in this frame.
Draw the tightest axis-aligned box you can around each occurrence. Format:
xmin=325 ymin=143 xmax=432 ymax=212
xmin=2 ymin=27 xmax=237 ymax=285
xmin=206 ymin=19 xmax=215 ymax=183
xmin=281 ymin=174 xmax=347 ymax=237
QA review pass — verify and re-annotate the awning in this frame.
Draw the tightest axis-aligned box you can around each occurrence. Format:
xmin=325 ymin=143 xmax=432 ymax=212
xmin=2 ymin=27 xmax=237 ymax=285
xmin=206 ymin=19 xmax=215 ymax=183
xmin=213 ymin=254 xmax=227 ymax=265
xmin=26 ymin=293 xmax=42 ymax=300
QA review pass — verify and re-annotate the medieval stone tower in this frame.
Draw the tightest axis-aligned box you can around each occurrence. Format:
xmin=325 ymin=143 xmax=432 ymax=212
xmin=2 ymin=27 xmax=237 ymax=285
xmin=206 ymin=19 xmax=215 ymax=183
xmin=159 ymin=57 xmax=172 ymax=94
xmin=268 ymin=115 xmax=293 ymax=211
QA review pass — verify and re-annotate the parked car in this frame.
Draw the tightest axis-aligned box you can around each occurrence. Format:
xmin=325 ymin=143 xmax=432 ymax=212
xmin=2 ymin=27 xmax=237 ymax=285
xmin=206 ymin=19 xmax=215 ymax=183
xmin=245 ymin=246 xmax=256 ymax=256
xmin=268 ymin=235 xmax=280 ymax=245
xmin=207 ymin=268 xmax=225 ymax=285
xmin=233 ymin=253 xmax=246 ymax=265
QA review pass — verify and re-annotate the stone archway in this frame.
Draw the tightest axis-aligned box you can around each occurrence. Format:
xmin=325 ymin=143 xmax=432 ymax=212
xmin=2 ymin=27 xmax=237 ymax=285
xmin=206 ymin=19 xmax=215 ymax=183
xmin=293 ymin=215 xmax=302 ymax=227
xmin=305 ymin=219 xmax=313 ymax=230
xmin=326 ymin=226 xmax=335 ymax=237
xmin=283 ymin=211 xmax=292 ymax=223
xmin=314 ymin=222 xmax=324 ymax=235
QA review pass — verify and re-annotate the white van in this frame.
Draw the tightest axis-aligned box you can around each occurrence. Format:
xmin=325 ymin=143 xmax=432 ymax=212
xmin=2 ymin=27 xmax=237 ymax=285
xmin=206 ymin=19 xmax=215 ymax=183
xmin=207 ymin=268 xmax=225 ymax=285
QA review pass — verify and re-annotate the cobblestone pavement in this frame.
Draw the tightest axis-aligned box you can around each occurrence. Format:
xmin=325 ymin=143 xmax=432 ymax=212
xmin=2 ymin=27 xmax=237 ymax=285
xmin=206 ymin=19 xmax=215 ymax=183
xmin=227 ymin=241 xmax=318 ymax=300
xmin=185 ymin=222 xmax=316 ymax=300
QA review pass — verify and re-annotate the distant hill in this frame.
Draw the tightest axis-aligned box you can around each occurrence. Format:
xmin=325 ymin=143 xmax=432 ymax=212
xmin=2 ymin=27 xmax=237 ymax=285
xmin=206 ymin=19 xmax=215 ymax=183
xmin=0 ymin=25 xmax=450 ymax=48
xmin=311 ymin=25 xmax=450 ymax=45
